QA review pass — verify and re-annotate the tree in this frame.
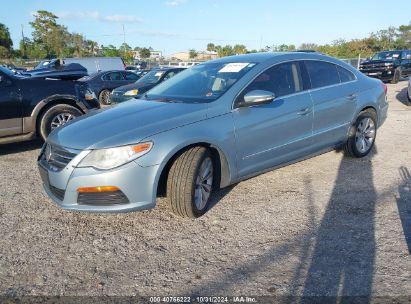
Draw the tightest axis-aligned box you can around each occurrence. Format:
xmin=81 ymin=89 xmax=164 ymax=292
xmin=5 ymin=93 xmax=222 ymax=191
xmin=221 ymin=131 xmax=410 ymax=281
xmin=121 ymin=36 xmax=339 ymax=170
xmin=29 ymin=10 xmax=71 ymax=57
xmin=206 ymin=43 xmax=216 ymax=52
xmin=189 ymin=49 xmax=198 ymax=59
xmin=233 ymin=44 xmax=247 ymax=54
xmin=298 ymin=43 xmax=318 ymax=51
xmin=0 ymin=23 xmax=13 ymax=51
xmin=139 ymin=47 xmax=151 ymax=59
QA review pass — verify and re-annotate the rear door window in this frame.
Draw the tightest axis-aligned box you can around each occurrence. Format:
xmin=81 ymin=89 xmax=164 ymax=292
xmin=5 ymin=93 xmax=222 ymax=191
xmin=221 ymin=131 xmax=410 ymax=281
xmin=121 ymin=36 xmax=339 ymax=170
xmin=123 ymin=72 xmax=139 ymax=81
xmin=336 ymin=66 xmax=356 ymax=83
xmin=103 ymin=72 xmax=124 ymax=81
xmin=305 ymin=61 xmax=340 ymax=89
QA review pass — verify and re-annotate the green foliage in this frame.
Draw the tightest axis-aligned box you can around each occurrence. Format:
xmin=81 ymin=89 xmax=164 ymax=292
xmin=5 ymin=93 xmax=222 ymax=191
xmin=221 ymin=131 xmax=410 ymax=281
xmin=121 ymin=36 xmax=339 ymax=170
xmin=0 ymin=23 xmax=13 ymax=52
xmin=189 ymin=49 xmax=198 ymax=59
xmin=139 ymin=47 xmax=151 ymax=59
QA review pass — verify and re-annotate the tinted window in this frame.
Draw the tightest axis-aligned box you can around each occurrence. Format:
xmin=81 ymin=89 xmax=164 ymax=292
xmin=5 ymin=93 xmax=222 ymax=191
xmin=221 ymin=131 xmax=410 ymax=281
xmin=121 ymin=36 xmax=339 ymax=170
xmin=103 ymin=72 xmax=123 ymax=81
xmin=124 ymin=72 xmax=139 ymax=81
xmin=337 ymin=66 xmax=356 ymax=83
xmin=244 ymin=62 xmax=303 ymax=98
xmin=305 ymin=61 xmax=340 ymax=89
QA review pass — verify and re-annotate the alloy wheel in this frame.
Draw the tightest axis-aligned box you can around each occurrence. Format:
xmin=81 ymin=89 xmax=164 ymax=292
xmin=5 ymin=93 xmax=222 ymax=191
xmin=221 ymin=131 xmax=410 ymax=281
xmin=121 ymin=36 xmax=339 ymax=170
xmin=194 ymin=156 xmax=213 ymax=211
xmin=355 ymin=117 xmax=376 ymax=154
xmin=50 ymin=113 xmax=75 ymax=130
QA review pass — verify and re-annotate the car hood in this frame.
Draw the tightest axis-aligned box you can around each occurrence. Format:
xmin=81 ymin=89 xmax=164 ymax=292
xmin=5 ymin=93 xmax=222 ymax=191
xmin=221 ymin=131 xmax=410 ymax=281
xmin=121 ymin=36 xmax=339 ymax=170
xmin=47 ymin=99 xmax=209 ymax=150
xmin=114 ymin=82 xmax=154 ymax=93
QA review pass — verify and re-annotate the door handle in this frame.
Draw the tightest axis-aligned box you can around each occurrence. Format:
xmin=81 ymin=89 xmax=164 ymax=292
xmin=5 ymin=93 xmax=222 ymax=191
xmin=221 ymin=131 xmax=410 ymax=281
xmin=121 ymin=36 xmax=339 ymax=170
xmin=297 ymin=108 xmax=311 ymax=116
xmin=347 ymin=94 xmax=357 ymax=101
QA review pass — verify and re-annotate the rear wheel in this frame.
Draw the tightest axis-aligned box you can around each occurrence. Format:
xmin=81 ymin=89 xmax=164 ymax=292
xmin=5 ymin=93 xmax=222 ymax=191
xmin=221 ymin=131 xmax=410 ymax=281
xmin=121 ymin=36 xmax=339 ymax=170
xmin=344 ymin=109 xmax=377 ymax=158
xmin=99 ymin=89 xmax=111 ymax=105
xmin=390 ymin=68 xmax=401 ymax=84
xmin=39 ymin=104 xmax=82 ymax=140
xmin=166 ymin=146 xmax=214 ymax=218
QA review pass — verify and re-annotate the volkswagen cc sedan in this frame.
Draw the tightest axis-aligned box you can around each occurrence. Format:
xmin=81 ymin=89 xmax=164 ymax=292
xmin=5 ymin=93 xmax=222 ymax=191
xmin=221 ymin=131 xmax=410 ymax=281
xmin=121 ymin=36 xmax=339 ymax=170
xmin=38 ymin=52 xmax=388 ymax=218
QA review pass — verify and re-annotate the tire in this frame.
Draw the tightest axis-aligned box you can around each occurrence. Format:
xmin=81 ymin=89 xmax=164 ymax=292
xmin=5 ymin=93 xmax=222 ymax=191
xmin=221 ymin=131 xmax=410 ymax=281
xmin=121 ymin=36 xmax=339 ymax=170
xmin=407 ymin=89 xmax=411 ymax=106
xmin=166 ymin=146 xmax=214 ymax=218
xmin=390 ymin=68 xmax=401 ymax=84
xmin=39 ymin=104 xmax=82 ymax=140
xmin=99 ymin=89 xmax=111 ymax=105
xmin=344 ymin=109 xmax=377 ymax=158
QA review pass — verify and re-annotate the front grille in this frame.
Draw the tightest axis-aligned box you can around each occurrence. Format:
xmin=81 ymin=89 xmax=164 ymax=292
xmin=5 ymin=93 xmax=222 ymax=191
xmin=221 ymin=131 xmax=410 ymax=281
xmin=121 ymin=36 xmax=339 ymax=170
xmin=50 ymin=185 xmax=66 ymax=201
xmin=77 ymin=191 xmax=130 ymax=205
xmin=41 ymin=144 xmax=79 ymax=171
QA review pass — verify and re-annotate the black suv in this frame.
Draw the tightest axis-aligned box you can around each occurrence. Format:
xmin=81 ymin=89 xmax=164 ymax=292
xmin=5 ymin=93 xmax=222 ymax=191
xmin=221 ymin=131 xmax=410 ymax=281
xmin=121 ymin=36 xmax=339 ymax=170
xmin=0 ymin=66 xmax=100 ymax=145
xmin=359 ymin=50 xmax=411 ymax=83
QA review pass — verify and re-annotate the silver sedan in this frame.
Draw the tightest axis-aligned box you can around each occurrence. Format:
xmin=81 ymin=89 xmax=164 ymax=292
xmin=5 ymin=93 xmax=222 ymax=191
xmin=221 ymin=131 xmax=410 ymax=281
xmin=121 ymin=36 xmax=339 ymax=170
xmin=38 ymin=52 xmax=388 ymax=218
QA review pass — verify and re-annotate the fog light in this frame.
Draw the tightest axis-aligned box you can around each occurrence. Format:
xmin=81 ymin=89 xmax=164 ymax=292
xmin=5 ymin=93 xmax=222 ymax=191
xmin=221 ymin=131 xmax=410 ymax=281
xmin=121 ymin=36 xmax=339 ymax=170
xmin=77 ymin=186 xmax=120 ymax=193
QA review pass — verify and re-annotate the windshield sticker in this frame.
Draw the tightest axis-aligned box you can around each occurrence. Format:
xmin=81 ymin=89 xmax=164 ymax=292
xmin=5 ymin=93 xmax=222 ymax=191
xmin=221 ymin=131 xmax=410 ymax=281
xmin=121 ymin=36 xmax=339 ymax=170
xmin=219 ymin=63 xmax=249 ymax=73
xmin=155 ymin=72 xmax=164 ymax=77
xmin=392 ymin=54 xmax=399 ymax=58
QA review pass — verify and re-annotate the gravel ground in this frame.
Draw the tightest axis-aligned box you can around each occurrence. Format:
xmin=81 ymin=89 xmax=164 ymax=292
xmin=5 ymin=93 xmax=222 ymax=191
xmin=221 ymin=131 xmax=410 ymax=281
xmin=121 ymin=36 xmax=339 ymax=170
xmin=0 ymin=81 xmax=410 ymax=299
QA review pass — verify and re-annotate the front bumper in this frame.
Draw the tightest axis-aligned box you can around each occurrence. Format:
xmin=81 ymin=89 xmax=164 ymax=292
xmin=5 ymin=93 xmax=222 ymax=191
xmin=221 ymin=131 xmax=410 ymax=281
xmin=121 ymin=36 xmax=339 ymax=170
xmin=37 ymin=148 xmax=158 ymax=213
xmin=359 ymin=68 xmax=394 ymax=80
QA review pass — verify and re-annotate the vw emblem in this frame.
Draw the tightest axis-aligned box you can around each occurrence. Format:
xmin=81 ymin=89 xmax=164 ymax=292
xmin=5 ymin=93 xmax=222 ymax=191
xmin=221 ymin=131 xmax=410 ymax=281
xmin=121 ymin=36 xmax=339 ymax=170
xmin=45 ymin=144 xmax=53 ymax=163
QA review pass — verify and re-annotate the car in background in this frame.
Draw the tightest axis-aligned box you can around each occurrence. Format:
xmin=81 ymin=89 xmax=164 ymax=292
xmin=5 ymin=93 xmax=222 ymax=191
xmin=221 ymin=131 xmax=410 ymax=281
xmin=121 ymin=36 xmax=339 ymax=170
xmin=125 ymin=65 xmax=139 ymax=73
xmin=0 ymin=66 xmax=100 ymax=144
xmin=109 ymin=67 xmax=185 ymax=103
xmin=359 ymin=50 xmax=411 ymax=84
xmin=79 ymin=70 xmax=140 ymax=105
xmin=38 ymin=52 xmax=388 ymax=218
xmin=34 ymin=57 xmax=125 ymax=75
xmin=407 ymin=77 xmax=411 ymax=105
xmin=1 ymin=64 xmax=27 ymax=73
xmin=24 ymin=59 xmax=88 ymax=80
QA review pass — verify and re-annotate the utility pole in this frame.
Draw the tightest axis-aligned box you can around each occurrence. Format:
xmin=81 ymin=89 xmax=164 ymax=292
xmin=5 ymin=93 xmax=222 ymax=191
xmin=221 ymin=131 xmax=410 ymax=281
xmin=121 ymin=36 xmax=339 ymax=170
xmin=122 ymin=24 xmax=126 ymax=45
xmin=21 ymin=24 xmax=26 ymax=58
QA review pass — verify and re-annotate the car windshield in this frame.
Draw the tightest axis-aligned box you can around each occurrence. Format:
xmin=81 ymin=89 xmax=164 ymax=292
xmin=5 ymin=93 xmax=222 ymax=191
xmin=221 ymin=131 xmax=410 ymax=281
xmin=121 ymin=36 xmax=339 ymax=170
xmin=371 ymin=51 xmax=401 ymax=61
xmin=144 ymin=62 xmax=257 ymax=103
xmin=137 ymin=69 xmax=166 ymax=84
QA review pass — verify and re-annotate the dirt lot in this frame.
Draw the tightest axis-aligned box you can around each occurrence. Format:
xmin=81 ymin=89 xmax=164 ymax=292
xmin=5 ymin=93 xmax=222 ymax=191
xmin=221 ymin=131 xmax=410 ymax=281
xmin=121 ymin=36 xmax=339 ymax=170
xmin=0 ymin=81 xmax=410 ymax=299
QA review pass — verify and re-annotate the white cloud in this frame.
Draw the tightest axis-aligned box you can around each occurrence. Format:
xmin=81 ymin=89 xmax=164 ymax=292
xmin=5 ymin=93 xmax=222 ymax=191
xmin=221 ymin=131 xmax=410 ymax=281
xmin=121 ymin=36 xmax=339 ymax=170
xmin=57 ymin=11 xmax=141 ymax=24
xmin=165 ymin=0 xmax=187 ymax=7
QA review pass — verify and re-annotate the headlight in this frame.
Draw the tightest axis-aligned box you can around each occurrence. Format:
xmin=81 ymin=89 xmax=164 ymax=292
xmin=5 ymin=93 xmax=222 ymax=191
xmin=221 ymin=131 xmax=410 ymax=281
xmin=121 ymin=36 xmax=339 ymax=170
xmin=384 ymin=62 xmax=393 ymax=66
xmin=78 ymin=142 xmax=153 ymax=170
xmin=85 ymin=89 xmax=96 ymax=101
xmin=124 ymin=89 xmax=139 ymax=96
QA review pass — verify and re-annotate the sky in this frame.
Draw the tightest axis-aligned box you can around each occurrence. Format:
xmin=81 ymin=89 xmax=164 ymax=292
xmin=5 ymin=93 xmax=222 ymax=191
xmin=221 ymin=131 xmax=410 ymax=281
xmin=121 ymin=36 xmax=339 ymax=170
xmin=1 ymin=0 xmax=410 ymax=56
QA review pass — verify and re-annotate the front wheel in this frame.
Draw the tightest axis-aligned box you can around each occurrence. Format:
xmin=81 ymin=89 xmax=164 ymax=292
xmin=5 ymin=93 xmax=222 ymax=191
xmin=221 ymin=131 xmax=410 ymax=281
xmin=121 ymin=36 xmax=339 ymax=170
xmin=390 ymin=68 xmax=401 ymax=84
xmin=99 ymin=89 xmax=111 ymax=105
xmin=406 ymin=89 xmax=411 ymax=106
xmin=39 ymin=104 xmax=82 ymax=140
xmin=344 ymin=109 xmax=377 ymax=158
xmin=167 ymin=147 xmax=214 ymax=218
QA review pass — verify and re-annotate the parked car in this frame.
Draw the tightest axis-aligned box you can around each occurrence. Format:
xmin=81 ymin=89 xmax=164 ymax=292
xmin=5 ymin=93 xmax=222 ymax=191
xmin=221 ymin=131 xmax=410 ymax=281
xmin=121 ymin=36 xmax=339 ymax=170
xmin=1 ymin=64 xmax=27 ymax=73
xmin=125 ymin=65 xmax=139 ymax=73
xmin=0 ymin=66 xmax=99 ymax=145
xmin=109 ymin=67 xmax=185 ymax=103
xmin=38 ymin=52 xmax=388 ymax=218
xmin=34 ymin=57 xmax=126 ymax=75
xmin=359 ymin=50 xmax=411 ymax=84
xmin=24 ymin=59 xmax=88 ymax=80
xmin=79 ymin=70 xmax=140 ymax=105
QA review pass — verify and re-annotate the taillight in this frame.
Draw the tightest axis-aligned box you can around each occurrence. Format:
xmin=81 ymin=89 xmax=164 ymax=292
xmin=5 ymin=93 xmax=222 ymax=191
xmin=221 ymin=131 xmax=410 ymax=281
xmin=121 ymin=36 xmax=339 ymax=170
xmin=381 ymin=82 xmax=388 ymax=95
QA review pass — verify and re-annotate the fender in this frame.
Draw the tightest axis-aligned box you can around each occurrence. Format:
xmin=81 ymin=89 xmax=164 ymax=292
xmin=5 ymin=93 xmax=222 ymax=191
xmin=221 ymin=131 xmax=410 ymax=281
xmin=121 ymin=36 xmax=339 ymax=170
xmin=23 ymin=94 xmax=86 ymax=133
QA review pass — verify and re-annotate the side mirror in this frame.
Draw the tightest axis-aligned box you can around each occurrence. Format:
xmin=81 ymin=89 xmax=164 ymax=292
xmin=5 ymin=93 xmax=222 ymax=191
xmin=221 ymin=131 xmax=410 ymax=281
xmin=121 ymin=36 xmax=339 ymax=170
xmin=238 ymin=90 xmax=275 ymax=108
